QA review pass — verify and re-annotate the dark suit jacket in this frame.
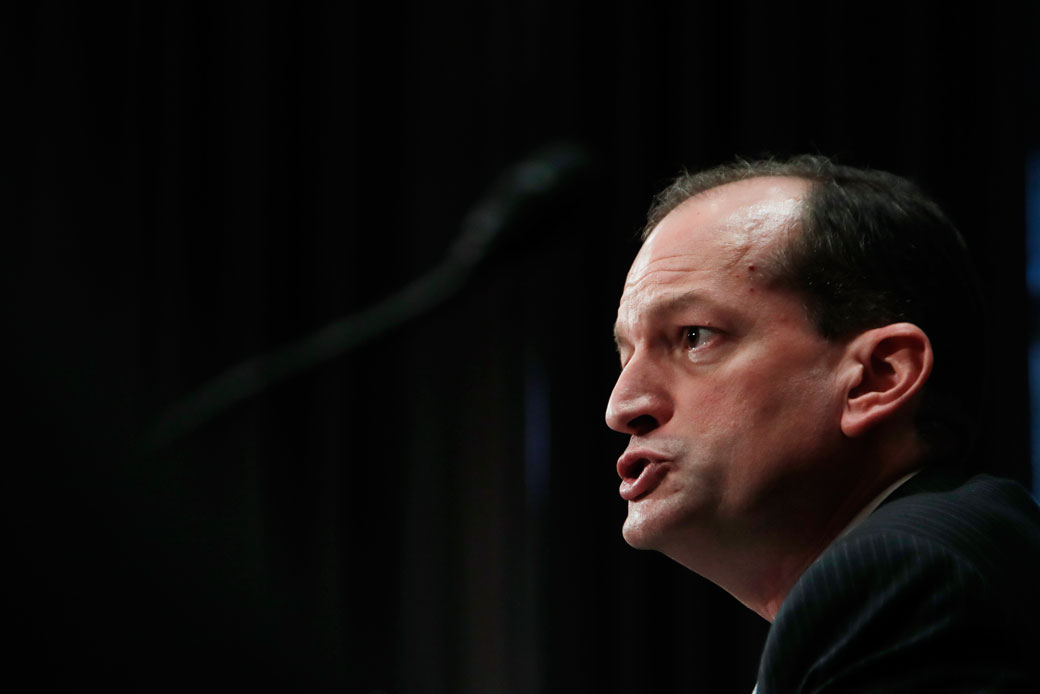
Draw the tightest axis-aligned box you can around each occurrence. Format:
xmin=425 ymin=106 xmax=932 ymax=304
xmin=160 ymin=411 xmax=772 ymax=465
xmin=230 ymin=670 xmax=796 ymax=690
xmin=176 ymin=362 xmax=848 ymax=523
xmin=757 ymin=467 xmax=1040 ymax=693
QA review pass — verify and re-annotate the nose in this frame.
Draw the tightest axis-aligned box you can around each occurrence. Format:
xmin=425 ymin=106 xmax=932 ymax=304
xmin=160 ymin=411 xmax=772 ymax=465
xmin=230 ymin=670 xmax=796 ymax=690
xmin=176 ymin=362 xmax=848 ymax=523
xmin=605 ymin=353 xmax=673 ymax=436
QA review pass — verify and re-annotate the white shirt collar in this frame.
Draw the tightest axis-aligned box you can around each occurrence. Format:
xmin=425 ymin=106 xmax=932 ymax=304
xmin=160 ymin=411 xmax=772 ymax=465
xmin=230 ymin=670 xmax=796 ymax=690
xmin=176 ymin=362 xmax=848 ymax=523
xmin=837 ymin=469 xmax=920 ymax=539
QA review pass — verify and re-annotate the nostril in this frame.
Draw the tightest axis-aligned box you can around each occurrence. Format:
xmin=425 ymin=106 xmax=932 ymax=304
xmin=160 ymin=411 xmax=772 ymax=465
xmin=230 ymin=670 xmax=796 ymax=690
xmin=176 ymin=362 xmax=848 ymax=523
xmin=628 ymin=414 xmax=659 ymax=436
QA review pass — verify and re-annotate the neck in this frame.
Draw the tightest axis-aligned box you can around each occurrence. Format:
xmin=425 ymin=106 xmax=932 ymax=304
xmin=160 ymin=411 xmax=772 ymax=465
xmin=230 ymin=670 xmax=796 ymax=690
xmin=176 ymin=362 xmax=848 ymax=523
xmin=669 ymin=431 xmax=928 ymax=622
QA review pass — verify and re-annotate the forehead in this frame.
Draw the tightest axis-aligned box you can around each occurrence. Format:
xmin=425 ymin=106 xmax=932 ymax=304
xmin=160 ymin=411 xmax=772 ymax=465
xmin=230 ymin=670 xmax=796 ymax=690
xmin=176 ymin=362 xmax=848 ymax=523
xmin=615 ymin=176 xmax=809 ymax=338
xmin=623 ymin=176 xmax=808 ymax=297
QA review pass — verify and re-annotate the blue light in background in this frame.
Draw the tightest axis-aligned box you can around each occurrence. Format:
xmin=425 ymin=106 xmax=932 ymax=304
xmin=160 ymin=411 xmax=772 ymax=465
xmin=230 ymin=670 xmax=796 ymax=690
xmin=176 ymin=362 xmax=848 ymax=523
xmin=1026 ymin=150 xmax=1040 ymax=497
xmin=1026 ymin=151 xmax=1040 ymax=294
xmin=524 ymin=357 xmax=550 ymax=514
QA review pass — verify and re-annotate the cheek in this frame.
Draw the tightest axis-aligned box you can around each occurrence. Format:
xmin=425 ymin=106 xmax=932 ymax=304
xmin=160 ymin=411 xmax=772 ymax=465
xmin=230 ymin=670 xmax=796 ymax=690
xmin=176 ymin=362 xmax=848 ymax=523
xmin=701 ymin=362 xmax=839 ymax=457
xmin=676 ymin=385 xmax=747 ymax=442
xmin=744 ymin=372 xmax=843 ymax=474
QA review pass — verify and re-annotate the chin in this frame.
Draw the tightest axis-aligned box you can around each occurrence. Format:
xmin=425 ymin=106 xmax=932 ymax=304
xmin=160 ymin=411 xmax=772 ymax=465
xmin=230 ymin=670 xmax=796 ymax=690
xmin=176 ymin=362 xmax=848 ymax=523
xmin=622 ymin=494 xmax=704 ymax=552
xmin=622 ymin=511 xmax=666 ymax=550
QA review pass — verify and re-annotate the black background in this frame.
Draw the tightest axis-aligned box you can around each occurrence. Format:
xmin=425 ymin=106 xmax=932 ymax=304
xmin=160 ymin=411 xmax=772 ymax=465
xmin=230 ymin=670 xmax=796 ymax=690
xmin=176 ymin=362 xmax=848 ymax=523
xmin=7 ymin=2 xmax=1039 ymax=692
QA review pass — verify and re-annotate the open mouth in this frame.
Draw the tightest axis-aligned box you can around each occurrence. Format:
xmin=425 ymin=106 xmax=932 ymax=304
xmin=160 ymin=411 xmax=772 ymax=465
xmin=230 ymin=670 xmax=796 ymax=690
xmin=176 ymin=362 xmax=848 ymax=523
xmin=628 ymin=457 xmax=649 ymax=479
xmin=618 ymin=455 xmax=649 ymax=481
xmin=629 ymin=459 xmax=652 ymax=500
xmin=619 ymin=458 xmax=665 ymax=501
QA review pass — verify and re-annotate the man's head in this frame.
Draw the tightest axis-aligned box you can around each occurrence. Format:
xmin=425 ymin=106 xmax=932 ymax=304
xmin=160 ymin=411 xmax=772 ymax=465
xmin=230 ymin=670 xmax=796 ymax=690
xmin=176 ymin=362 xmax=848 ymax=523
xmin=607 ymin=157 xmax=981 ymax=617
xmin=643 ymin=156 xmax=983 ymax=451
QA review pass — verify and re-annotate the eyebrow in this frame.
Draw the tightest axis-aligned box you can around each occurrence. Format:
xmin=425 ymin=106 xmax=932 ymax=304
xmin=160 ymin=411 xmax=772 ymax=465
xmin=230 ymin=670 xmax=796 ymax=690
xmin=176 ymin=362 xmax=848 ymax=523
xmin=613 ymin=290 xmax=719 ymax=348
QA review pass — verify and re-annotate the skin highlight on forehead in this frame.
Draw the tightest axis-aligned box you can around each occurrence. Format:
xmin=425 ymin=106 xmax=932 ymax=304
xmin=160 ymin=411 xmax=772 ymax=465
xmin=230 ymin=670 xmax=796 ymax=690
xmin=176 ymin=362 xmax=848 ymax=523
xmin=634 ymin=177 xmax=805 ymax=277
xmin=622 ymin=176 xmax=809 ymax=312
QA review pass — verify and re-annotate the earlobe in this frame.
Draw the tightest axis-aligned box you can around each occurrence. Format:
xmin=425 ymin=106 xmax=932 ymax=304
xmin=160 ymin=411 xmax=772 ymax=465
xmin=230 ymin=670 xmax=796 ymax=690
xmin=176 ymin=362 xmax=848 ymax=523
xmin=840 ymin=323 xmax=933 ymax=438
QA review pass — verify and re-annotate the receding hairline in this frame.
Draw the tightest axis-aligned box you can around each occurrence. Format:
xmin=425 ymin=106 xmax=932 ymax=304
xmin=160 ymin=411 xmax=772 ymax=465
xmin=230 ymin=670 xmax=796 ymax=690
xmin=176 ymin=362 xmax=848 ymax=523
xmin=641 ymin=174 xmax=815 ymax=243
xmin=639 ymin=174 xmax=813 ymax=291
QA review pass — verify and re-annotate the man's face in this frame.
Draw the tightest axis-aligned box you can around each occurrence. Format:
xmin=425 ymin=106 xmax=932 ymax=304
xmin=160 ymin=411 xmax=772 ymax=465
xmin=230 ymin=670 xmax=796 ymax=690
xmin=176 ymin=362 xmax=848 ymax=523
xmin=607 ymin=177 xmax=850 ymax=561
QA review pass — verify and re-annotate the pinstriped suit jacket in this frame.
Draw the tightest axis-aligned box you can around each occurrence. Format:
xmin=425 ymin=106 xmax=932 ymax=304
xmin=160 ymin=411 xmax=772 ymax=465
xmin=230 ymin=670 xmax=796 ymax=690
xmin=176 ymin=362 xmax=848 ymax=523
xmin=757 ymin=466 xmax=1040 ymax=693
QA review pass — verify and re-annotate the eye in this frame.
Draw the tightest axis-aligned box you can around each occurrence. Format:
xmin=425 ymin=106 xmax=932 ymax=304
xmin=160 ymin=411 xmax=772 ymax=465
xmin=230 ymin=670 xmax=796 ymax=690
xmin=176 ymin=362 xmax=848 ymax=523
xmin=684 ymin=326 xmax=718 ymax=351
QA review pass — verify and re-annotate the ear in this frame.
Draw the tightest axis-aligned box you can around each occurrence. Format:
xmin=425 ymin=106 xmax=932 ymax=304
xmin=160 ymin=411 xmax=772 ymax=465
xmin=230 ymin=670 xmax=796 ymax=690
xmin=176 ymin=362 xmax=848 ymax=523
xmin=840 ymin=323 xmax=933 ymax=438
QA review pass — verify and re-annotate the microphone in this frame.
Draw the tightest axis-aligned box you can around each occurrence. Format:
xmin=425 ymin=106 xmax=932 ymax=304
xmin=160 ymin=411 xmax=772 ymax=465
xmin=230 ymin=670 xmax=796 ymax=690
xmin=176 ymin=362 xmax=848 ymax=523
xmin=149 ymin=141 xmax=592 ymax=447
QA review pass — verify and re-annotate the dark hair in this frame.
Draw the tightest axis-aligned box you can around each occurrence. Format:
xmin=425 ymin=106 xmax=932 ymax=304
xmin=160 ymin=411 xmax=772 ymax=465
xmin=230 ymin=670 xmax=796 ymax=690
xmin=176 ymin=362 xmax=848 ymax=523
xmin=645 ymin=155 xmax=984 ymax=454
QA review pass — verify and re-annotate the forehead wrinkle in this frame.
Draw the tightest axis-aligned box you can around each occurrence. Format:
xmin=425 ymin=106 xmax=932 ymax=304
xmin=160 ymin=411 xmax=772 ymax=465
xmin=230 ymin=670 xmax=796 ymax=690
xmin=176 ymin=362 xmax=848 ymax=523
xmin=644 ymin=290 xmax=719 ymax=320
xmin=624 ymin=264 xmax=707 ymax=296
xmin=624 ymin=237 xmax=753 ymax=301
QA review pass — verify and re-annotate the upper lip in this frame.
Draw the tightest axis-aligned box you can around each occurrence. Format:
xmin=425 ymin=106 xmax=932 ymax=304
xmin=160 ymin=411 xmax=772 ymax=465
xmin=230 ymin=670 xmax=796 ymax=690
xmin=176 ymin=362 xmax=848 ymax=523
xmin=617 ymin=448 xmax=669 ymax=480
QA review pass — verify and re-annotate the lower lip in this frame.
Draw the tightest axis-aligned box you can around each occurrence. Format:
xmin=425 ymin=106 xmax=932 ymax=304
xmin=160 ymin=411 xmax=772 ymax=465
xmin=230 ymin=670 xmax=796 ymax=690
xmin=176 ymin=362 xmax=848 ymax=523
xmin=619 ymin=462 xmax=667 ymax=501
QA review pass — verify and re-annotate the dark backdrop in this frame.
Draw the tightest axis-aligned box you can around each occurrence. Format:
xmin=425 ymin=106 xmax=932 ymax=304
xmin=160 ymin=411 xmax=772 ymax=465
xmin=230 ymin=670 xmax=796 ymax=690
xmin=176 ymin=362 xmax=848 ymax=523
xmin=8 ymin=2 xmax=1038 ymax=692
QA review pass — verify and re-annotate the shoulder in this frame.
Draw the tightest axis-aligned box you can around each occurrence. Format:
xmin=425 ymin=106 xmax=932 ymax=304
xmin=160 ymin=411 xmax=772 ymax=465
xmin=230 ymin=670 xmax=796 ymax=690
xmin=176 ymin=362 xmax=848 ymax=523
xmin=757 ymin=471 xmax=1040 ymax=694
xmin=867 ymin=471 xmax=1040 ymax=545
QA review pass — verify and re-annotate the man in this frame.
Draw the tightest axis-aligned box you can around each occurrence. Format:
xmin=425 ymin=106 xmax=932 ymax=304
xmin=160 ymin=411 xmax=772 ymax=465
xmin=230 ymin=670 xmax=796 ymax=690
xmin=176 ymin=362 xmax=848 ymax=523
xmin=607 ymin=156 xmax=1040 ymax=692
